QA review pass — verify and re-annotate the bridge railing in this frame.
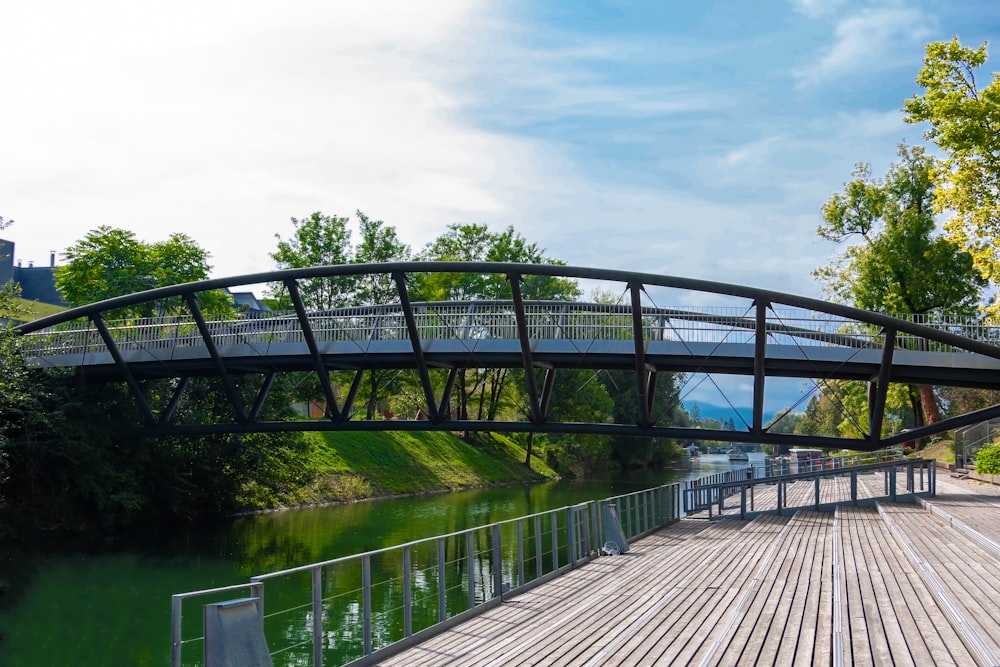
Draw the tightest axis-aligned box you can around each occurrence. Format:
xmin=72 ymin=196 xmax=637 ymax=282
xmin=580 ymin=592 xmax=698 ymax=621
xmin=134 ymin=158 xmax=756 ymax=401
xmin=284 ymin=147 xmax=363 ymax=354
xmin=19 ymin=302 xmax=1000 ymax=363
xmin=169 ymin=481 xmax=682 ymax=667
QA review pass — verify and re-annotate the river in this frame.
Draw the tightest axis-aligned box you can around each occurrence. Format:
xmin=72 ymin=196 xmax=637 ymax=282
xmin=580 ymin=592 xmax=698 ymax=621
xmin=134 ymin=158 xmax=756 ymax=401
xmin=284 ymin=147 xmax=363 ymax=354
xmin=0 ymin=454 xmax=763 ymax=666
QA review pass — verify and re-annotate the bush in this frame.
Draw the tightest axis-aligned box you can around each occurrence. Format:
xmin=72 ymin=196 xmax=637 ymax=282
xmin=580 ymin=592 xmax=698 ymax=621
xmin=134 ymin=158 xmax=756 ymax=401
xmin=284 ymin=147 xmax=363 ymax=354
xmin=975 ymin=442 xmax=1000 ymax=475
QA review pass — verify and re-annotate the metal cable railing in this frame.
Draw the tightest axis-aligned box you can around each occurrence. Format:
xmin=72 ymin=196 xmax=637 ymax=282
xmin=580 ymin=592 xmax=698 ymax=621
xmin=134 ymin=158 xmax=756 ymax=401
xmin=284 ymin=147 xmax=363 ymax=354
xmin=21 ymin=303 xmax=1000 ymax=363
xmin=169 ymin=481 xmax=683 ymax=667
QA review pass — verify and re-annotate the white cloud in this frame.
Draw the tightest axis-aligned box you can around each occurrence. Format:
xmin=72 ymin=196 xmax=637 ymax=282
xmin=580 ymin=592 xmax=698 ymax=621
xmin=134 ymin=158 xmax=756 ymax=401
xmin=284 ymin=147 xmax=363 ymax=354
xmin=0 ymin=0 xmax=540 ymax=275
xmin=793 ymin=6 xmax=932 ymax=87
xmin=720 ymin=136 xmax=785 ymax=169
xmin=791 ymin=0 xmax=847 ymax=18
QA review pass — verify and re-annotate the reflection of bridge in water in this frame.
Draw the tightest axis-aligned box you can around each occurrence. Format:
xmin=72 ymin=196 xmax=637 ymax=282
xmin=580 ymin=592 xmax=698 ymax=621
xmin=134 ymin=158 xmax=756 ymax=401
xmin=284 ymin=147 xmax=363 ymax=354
xmin=15 ymin=262 xmax=1000 ymax=449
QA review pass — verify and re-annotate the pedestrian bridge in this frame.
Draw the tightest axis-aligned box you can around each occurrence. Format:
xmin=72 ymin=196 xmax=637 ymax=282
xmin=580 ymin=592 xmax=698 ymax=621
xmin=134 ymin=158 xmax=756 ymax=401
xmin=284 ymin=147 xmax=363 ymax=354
xmin=14 ymin=262 xmax=1000 ymax=449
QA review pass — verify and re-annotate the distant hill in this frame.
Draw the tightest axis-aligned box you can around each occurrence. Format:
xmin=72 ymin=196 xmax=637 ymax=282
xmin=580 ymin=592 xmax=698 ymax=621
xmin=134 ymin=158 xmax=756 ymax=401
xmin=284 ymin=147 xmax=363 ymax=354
xmin=683 ymin=400 xmax=778 ymax=427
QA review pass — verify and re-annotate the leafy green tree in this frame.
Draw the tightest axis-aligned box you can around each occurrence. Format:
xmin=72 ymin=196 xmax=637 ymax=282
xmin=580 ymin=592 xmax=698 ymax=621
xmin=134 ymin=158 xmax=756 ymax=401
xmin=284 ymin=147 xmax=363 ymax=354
xmin=904 ymin=38 xmax=1000 ymax=307
xmin=270 ymin=212 xmax=356 ymax=310
xmin=795 ymin=392 xmax=843 ymax=438
xmin=270 ymin=210 xmax=411 ymax=418
xmin=815 ymin=143 xmax=985 ymax=432
xmin=56 ymin=227 xmax=230 ymax=318
xmin=413 ymin=223 xmax=580 ymax=423
xmin=353 ymin=210 xmax=411 ymax=304
xmin=413 ymin=223 xmax=580 ymax=301
xmin=538 ymin=369 xmax=614 ymax=476
xmin=597 ymin=369 xmax=685 ymax=468
xmin=352 ymin=211 xmax=411 ymax=418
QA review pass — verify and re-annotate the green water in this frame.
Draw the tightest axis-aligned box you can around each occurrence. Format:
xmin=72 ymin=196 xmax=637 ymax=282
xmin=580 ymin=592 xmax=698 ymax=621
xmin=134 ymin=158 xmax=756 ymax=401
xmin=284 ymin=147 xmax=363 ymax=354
xmin=0 ymin=464 xmax=750 ymax=666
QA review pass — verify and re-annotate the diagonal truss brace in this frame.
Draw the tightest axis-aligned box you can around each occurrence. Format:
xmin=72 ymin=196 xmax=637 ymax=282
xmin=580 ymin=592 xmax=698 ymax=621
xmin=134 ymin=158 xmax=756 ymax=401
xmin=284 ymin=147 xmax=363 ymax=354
xmin=867 ymin=327 xmax=896 ymax=447
xmin=509 ymin=273 xmax=546 ymax=424
xmin=185 ymin=294 xmax=249 ymax=424
xmin=752 ymin=299 xmax=769 ymax=435
xmin=285 ymin=279 xmax=342 ymax=421
xmin=160 ymin=376 xmax=191 ymax=426
xmin=92 ymin=313 xmax=157 ymax=427
xmin=629 ymin=281 xmax=655 ymax=429
xmin=394 ymin=271 xmax=439 ymax=422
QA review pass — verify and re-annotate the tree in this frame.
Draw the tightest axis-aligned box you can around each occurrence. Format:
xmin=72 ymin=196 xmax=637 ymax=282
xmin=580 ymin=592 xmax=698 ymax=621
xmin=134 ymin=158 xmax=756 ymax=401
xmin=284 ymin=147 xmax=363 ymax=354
xmin=353 ymin=210 xmax=411 ymax=304
xmin=536 ymin=369 xmax=614 ymax=476
xmin=270 ymin=210 xmax=413 ymax=418
xmin=413 ymin=223 xmax=580 ymax=301
xmin=56 ymin=227 xmax=230 ymax=318
xmin=270 ymin=212 xmax=355 ymax=310
xmin=352 ymin=211 xmax=411 ymax=418
xmin=904 ymin=38 xmax=1000 ymax=307
xmin=414 ymin=223 xmax=580 ymax=423
xmin=814 ymin=143 xmax=985 ymax=434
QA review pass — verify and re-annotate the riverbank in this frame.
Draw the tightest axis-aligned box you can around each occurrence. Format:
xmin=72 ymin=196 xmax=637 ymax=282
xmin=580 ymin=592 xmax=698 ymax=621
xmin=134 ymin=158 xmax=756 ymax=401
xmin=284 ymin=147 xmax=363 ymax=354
xmin=272 ymin=430 xmax=560 ymax=510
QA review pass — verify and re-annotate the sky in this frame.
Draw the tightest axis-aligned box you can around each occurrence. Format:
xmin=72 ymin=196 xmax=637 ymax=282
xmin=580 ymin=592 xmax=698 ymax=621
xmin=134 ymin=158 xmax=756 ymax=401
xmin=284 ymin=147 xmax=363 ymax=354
xmin=3 ymin=0 xmax=999 ymax=413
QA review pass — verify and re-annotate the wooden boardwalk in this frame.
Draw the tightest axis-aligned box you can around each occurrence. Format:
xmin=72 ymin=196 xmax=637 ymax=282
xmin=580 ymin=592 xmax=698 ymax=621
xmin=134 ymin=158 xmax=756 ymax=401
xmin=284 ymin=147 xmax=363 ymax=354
xmin=375 ymin=475 xmax=1000 ymax=666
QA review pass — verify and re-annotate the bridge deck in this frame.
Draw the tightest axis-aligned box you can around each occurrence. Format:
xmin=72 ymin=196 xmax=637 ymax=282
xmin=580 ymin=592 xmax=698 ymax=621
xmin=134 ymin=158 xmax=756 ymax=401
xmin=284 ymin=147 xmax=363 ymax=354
xmin=374 ymin=477 xmax=1000 ymax=667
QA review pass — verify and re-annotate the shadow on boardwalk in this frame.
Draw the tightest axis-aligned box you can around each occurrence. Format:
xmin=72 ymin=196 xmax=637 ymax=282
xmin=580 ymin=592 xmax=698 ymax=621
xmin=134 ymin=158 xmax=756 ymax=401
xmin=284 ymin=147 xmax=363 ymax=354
xmin=376 ymin=475 xmax=1000 ymax=666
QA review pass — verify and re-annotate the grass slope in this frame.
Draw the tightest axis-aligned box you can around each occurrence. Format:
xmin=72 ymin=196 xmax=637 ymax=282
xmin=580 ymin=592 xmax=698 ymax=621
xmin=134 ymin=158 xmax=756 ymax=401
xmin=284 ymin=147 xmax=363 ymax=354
xmin=288 ymin=430 xmax=558 ymax=506
xmin=13 ymin=297 xmax=66 ymax=321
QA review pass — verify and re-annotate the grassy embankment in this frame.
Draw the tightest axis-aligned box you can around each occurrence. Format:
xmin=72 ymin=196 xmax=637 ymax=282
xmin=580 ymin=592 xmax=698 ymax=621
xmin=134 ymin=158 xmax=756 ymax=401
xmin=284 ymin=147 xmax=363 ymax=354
xmin=283 ymin=430 xmax=559 ymax=507
xmin=919 ymin=438 xmax=955 ymax=464
xmin=13 ymin=297 xmax=66 ymax=320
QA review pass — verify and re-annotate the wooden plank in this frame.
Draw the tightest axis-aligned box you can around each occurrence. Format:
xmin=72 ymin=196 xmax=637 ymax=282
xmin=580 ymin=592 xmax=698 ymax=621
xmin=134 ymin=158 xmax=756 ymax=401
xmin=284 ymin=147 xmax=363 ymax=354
xmin=378 ymin=500 xmax=990 ymax=667
xmin=879 ymin=502 xmax=1000 ymax=660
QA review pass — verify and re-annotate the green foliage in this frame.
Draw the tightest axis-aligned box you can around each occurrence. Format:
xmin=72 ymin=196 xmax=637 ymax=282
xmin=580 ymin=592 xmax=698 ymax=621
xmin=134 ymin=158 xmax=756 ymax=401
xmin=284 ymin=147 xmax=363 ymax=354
xmin=793 ymin=381 xmax=913 ymax=440
xmin=353 ymin=210 xmax=411 ymax=304
xmin=270 ymin=212 xmax=356 ymax=309
xmin=413 ymin=223 xmax=580 ymax=301
xmin=0 ymin=281 xmax=27 ymax=321
xmin=55 ymin=226 xmax=231 ymax=317
xmin=598 ymin=369 xmax=685 ymax=468
xmin=815 ymin=143 xmax=985 ymax=315
xmin=904 ymin=38 xmax=1000 ymax=306
xmin=814 ymin=142 xmax=983 ymax=434
xmin=975 ymin=442 xmax=1000 ymax=475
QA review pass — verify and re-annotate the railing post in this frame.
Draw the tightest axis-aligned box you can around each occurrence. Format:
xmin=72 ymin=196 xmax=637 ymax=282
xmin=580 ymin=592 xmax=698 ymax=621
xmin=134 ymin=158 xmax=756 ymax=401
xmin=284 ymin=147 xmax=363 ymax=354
xmin=171 ymin=595 xmax=183 ymax=667
xmin=740 ymin=485 xmax=747 ymax=520
xmin=403 ymin=547 xmax=412 ymax=639
xmin=492 ymin=524 xmax=503 ymax=600
xmin=437 ymin=538 xmax=446 ymax=622
xmin=362 ymin=555 xmax=372 ymax=655
xmin=815 ymin=475 xmax=821 ymax=509
xmin=889 ymin=464 xmax=897 ymax=501
xmin=466 ymin=532 xmax=475 ymax=608
xmin=566 ymin=507 xmax=577 ymax=566
xmin=312 ymin=566 xmax=324 ymax=666
xmin=534 ymin=515 xmax=543 ymax=578
xmin=851 ymin=471 xmax=857 ymax=505
xmin=516 ymin=520 xmax=525 ymax=588
xmin=551 ymin=514 xmax=559 ymax=571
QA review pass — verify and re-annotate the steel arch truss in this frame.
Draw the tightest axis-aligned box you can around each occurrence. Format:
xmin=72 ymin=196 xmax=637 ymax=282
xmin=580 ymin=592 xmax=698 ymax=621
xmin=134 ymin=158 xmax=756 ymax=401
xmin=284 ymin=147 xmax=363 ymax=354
xmin=16 ymin=262 xmax=1000 ymax=451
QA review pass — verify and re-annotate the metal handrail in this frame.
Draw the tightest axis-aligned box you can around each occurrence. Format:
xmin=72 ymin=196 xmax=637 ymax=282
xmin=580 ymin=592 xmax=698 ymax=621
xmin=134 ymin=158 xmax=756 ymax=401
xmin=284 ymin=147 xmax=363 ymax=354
xmin=21 ymin=302 xmax=1000 ymax=361
xmin=169 ymin=481 xmax=683 ymax=667
xmin=683 ymin=458 xmax=936 ymax=519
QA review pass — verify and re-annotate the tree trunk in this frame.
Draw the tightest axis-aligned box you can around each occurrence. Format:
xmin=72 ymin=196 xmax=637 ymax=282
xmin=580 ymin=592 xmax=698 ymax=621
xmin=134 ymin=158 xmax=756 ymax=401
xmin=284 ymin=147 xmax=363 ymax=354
xmin=524 ymin=431 xmax=534 ymax=468
xmin=919 ymin=384 xmax=942 ymax=424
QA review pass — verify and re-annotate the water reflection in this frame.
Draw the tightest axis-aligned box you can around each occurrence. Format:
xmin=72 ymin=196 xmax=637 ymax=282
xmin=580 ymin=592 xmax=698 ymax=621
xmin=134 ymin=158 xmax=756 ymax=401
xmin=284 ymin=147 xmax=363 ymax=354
xmin=0 ymin=464 xmax=752 ymax=666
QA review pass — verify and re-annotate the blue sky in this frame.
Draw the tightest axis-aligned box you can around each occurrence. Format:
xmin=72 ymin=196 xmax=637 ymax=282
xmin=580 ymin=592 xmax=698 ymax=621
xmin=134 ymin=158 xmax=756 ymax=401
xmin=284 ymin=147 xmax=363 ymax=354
xmin=2 ymin=0 xmax=998 ymax=412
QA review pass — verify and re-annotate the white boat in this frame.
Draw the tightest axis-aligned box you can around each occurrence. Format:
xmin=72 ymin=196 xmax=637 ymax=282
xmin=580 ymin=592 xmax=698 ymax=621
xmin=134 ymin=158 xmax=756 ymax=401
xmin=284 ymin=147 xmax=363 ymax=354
xmin=727 ymin=448 xmax=749 ymax=462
